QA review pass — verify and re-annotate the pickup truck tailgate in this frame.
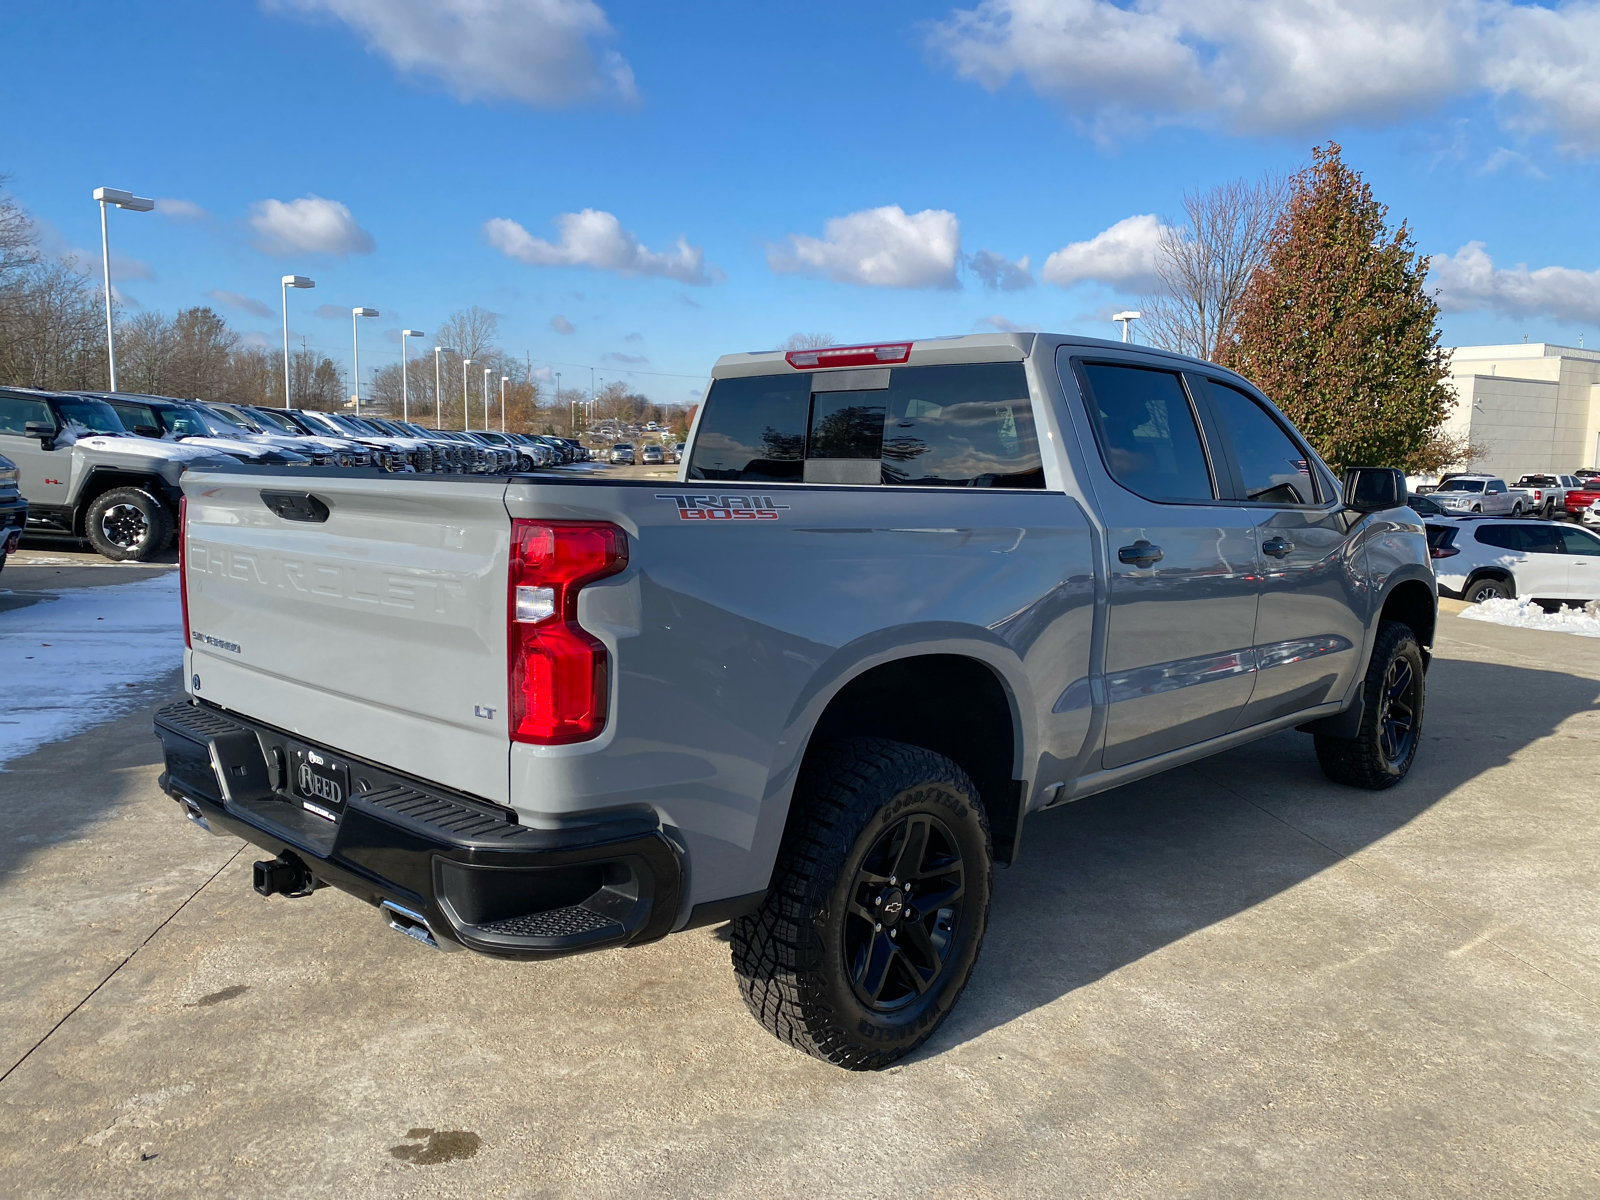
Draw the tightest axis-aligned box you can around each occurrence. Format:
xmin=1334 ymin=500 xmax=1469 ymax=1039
xmin=182 ymin=471 xmax=512 ymax=802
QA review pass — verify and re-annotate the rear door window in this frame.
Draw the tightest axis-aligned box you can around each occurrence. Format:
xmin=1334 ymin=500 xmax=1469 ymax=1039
xmin=1474 ymin=525 xmax=1527 ymax=552
xmin=1076 ymin=362 xmax=1215 ymax=502
xmin=1204 ymin=380 xmax=1319 ymax=505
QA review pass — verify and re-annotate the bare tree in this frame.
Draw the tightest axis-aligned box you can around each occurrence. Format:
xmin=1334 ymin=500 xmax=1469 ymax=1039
xmin=0 ymin=173 xmax=39 ymax=284
xmin=780 ymin=332 xmax=835 ymax=351
xmin=1140 ymin=174 xmax=1287 ymax=362
xmin=0 ymin=261 xmax=106 ymax=389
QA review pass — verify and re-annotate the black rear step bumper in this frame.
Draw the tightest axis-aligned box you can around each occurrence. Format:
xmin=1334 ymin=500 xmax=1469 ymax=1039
xmin=153 ymin=700 xmax=681 ymax=960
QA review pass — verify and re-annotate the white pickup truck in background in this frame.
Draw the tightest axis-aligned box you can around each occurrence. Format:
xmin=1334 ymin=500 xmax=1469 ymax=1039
xmin=1429 ymin=474 xmax=1534 ymax=516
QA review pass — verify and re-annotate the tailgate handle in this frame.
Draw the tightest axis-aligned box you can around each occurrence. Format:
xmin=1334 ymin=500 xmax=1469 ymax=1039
xmin=260 ymin=491 xmax=330 ymax=523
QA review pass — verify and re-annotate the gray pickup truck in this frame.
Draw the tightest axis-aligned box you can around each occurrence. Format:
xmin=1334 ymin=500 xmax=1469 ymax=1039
xmin=154 ymin=333 xmax=1434 ymax=1069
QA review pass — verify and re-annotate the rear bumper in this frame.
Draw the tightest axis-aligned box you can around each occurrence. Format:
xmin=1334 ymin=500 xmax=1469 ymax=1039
xmin=153 ymin=700 xmax=682 ymax=959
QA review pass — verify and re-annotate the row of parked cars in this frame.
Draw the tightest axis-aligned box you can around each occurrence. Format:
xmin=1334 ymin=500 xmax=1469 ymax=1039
xmin=0 ymin=385 xmax=590 ymax=564
xmin=1411 ymin=471 xmax=1600 ymax=522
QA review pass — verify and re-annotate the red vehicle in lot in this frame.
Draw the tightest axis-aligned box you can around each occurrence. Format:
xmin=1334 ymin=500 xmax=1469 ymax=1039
xmin=1564 ymin=479 xmax=1600 ymax=517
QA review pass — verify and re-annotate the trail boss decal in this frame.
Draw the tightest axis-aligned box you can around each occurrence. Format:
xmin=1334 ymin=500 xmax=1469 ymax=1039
xmin=657 ymin=494 xmax=790 ymax=521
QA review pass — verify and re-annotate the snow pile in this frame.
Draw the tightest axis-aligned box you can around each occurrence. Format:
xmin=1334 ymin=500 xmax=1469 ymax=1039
xmin=0 ymin=573 xmax=184 ymax=768
xmin=1457 ymin=596 xmax=1600 ymax=639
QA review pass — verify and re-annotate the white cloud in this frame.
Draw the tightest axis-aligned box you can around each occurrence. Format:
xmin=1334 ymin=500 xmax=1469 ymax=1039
xmin=486 ymin=211 xmax=716 ymax=285
xmin=928 ymin=0 xmax=1600 ymax=152
xmin=207 ymin=289 xmax=273 ymax=318
xmin=1040 ymin=214 xmax=1165 ymax=291
xmin=550 ymin=315 xmax=576 ymax=334
xmin=248 ymin=195 xmax=375 ymax=257
xmin=314 ymin=304 xmax=348 ymax=320
xmin=268 ymin=0 xmax=635 ymax=106
xmin=769 ymin=206 xmax=961 ymax=290
xmin=31 ymin=218 xmax=152 ymax=281
xmin=1432 ymin=241 xmax=1600 ymax=325
xmin=606 ymin=351 xmax=648 ymax=364
xmin=1482 ymin=147 xmax=1549 ymax=178
xmin=968 ymin=249 xmax=1034 ymax=291
xmin=155 ymin=198 xmax=208 ymax=220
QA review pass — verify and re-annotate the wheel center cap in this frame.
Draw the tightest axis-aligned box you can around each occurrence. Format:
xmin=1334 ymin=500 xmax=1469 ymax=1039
xmin=881 ymin=888 xmax=906 ymax=926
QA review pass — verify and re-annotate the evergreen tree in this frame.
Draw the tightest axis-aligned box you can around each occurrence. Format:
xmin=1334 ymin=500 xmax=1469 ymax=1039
xmin=1227 ymin=144 xmax=1453 ymax=474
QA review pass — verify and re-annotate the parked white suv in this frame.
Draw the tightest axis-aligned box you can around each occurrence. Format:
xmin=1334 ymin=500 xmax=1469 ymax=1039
xmin=1428 ymin=517 xmax=1600 ymax=603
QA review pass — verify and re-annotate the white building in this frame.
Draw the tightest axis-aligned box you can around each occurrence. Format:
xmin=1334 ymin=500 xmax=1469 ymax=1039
xmin=1442 ymin=343 xmax=1600 ymax=480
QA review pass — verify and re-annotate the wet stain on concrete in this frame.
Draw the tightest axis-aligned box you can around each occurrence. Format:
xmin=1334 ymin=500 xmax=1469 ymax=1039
xmin=187 ymin=985 xmax=249 ymax=1008
xmin=390 ymin=1128 xmax=482 ymax=1166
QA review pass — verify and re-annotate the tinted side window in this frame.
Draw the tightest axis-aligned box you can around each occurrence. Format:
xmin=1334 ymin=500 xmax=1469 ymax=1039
xmin=1474 ymin=525 xmax=1526 ymax=551
xmin=0 ymin=395 xmax=53 ymax=436
xmin=808 ymin=391 xmax=885 ymax=460
xmin=1077 ymin=363 xmax=1214 ymax=502
xmin=110 ymin=402 xmax=160 ymax=432
xmin=1206 ymin=380 xmax=1317 ymax=505
xmin=881 ymin=363 xmax=1042 ymax=488
xmin=1488 ymin=480 xmax=1506 ymax=494
xmin=687 ymin=374 xmax=811 ymax=482
xmin=1557 ymin=526 xmax=1600 ymax=554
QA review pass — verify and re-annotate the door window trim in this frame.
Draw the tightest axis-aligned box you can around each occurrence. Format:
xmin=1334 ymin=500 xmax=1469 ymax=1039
xmin=1067 ymin=354 xmax=1227 ymax=507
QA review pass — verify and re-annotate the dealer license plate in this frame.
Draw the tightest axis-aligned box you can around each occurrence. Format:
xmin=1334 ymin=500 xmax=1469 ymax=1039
xmin=290 ymin=747 xmax=350 ymax=822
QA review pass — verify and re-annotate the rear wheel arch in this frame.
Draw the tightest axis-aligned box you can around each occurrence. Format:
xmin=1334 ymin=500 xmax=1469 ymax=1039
xmin=793 ymin=652 xmax=1028 ymax=866
xmin=1378 ymin=578 xmax=1437 ymax=648
xmin=1463 ymin=567 xmax=1515 ymax=600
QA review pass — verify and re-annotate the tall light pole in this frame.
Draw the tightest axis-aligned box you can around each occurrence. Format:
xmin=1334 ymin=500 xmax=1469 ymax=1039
xmin=400 ymin=330 xmax=425 ymax=422
xmin=93 ymin=187 xmax=153 ymax=391
xmin=433 ymin=346 xmax=455 ymax=428
xmin=281 ymin=276 xmax=315 ymax=406
xmin=351 ymin=307 xmax=379 ymax=414
xmin=555 ymin=372 xmax=562 ymax=432
xmin=461 ymin=358 xmax=474 ymax=431
xmin=483 ymin=367 xmax=492 ymax=431
xmin=1112 ymin=310 xmax=1141 ymax=343
xmin=500 ymin=375 xmax=509 ymax=433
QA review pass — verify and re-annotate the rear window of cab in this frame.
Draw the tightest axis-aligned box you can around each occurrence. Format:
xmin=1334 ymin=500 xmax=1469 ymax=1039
xmin=687 ymin=362 xmax=1044 ymax=488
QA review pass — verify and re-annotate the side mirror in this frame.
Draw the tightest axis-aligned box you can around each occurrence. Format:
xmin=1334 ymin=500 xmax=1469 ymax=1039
xmin=1343 ymin=466 xmax=1405 ymax=513
xmin=23 ymin=421 xmax=56 ymax=450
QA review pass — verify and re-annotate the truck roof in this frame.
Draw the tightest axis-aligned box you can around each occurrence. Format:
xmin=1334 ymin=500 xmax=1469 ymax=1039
xmin=709 ymin=332 xmax=1233 ymax=380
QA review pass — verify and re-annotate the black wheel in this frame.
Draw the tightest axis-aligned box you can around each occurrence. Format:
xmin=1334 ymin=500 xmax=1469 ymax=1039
xmin=1315 ymin=621 xmax=1426 ymax=790
xmin=1466 ymin=576 xmax=1512 ymax=603
xmin=84 ymin=487 xmax=172 ymax=562
xmin=1511 ymin=502 xmax=1524 ymax=516
xmin=731 ymin=737 xmax=992 ymax=1070
xmin=1471 ymin=503 xmax=1482 ymax=513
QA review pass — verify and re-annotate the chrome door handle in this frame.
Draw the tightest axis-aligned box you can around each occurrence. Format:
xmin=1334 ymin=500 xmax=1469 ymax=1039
xmin=1118 ymin=541 xmax=1163 ymax=567
xmin=1262 ymin=538 xmax=1295 ymax=558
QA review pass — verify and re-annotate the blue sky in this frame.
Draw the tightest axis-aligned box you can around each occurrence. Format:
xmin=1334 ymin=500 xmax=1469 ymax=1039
xmin=3 ymin=0 xmax=1591 ymax=404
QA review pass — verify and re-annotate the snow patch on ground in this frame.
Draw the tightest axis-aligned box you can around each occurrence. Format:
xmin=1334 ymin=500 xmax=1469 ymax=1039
xmin=1457 ymin=597 xmax=1600 ymax=639
xmin=0 ymin=574 xmax=183 ymax=768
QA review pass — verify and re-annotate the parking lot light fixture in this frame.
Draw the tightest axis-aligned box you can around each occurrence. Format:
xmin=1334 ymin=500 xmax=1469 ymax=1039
xmin=400 ymin=330 xmax=425 ymax=422
xmin=501 ymin=375 xmax=509 ymax=433
xmin=483 ymin=367 xmax=493 ymax=431
xmin=281 ymin=275 xmax=315 ymax=406
xmin=433 ymin=346 xmax=456 ymax=428
xmin=351 ymin=307 xmax=379 ymax=416
xmin=1112 ymin=310 xmax=1141 ymax=343
xmin=94 ymin=187 xmax=153 ymax=391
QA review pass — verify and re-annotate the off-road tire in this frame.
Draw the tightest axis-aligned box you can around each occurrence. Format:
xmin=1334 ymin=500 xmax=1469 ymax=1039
xmin=1315 ymin=621 xmax=1426 ymax=790
xmin=1466 ymin=576 xmax=1512 ymax=603
xmin=731 ymin=737 xmax=993 ymax=1070
xmin=84 ymin=487 xmax=173 ymax=562
xmin=1512 ymin=502 xmax=1524 ymax=516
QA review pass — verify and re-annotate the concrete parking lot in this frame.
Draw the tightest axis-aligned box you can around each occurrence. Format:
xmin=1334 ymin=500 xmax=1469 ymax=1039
xmin=0 ymin=556 xmax=1595 ymax=1197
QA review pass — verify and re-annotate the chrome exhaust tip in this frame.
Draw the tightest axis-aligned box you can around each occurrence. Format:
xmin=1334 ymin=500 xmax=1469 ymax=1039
xmin=380 ymin=900 xmax=459 ymax=951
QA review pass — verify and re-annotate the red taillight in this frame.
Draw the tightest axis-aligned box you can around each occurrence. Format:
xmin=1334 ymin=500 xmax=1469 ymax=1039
xmin=1431 ymin=545 xmax=1459 ymax=559
xmin=784 ymin=342 xmax=912 ymax=370
xmin=178 ymin=496 xmax=191 ymax=649
xmin=508 ymin=520 xmax=628 ymax=744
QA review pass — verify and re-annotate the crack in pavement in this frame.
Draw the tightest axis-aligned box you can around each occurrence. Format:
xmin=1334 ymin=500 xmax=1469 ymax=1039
xmin=0 ymin=844 xmax=245 ymax=1087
